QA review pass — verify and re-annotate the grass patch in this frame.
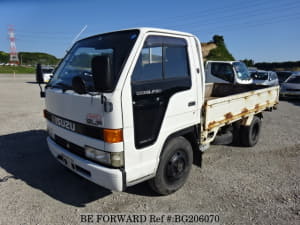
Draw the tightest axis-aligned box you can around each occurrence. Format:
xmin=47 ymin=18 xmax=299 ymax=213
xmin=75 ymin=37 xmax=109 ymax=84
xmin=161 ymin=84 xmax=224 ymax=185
xmin=0 ymin=66 xmax=35 ymax=74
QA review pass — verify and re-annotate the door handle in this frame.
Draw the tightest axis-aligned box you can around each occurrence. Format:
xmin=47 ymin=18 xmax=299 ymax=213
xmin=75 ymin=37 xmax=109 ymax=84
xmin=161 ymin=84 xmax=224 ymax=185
xmin=188 ymin=101 xmax=196 ymax=107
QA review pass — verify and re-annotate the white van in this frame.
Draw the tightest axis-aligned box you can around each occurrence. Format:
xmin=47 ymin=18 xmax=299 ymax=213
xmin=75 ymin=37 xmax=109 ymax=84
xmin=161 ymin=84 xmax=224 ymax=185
xmin=205 ymin=61 xmax=253 ymax=84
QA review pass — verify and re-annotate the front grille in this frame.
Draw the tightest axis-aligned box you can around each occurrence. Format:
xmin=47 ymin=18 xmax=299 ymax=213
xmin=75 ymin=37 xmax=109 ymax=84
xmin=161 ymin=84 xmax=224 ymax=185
xmin=44 ymin=110 xmax=104 ymax=140
xmin=286 ymin=89 xmax=300 ymax=92
xmin=54 ymin=135 xmax=85 ymax=157
xmin=52 ymin=135 xmax=119 ymax=169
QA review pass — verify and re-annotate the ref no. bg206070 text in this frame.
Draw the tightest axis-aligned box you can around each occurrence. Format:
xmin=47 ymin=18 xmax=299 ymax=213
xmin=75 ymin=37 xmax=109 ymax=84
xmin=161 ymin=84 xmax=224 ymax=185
xmin=80 ymin=213 xmax=220 ymax=224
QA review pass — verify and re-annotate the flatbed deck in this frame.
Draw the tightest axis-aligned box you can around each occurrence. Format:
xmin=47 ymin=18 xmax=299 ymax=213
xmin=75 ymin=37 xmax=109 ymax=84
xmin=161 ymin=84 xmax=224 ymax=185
xmin=201 ymin=83 xmax=280 ymax=144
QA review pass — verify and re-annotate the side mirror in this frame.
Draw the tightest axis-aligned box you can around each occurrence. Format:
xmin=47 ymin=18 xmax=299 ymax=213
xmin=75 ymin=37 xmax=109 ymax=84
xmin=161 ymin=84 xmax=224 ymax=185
xmin=36 ymin=63 xmax=45 ymax=98
xmin=36 ymin=63 xmax=43 ymax=83
xmin=268 ymin=75 xmax=272 ymax=81
xmin=72 ymin=74 xmax=95 ymax=94
xmin=91 ymin=55 xmax=113 ymax=92
xmin=72 ymin=76 xmax=87 ymax=94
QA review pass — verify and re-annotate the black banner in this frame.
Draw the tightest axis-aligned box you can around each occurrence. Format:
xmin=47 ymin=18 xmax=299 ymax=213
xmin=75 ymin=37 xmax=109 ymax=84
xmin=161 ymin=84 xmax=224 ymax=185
xmin=44 ymin=110 xmax=103 ymax=140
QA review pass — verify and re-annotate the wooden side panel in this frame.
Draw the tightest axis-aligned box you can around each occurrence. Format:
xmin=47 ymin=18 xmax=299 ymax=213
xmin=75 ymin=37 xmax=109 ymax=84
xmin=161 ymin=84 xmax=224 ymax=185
xmin=204 ymin=84 xmax=279 ymax=131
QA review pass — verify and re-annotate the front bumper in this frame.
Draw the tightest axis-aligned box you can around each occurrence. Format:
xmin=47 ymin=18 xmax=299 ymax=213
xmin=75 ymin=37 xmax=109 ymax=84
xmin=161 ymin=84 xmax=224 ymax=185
xmin=47 ymin=137 xmax=124 ymax=191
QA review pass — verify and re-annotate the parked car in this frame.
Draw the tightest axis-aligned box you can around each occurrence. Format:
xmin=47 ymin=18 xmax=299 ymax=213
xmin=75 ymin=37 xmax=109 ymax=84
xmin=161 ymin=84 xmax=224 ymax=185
xmin=36 ymin=66 xmax=54 ymax=83
xmin=205 ymin=61 xmax=253 ymax=84
xmin=248 ymin=67 xmax=257 ymax=73
xmin=280 ymin=72 xmax=300 ymax=98
xmin=276 ymin=71 xmax=293 ymax=85
xmin=250 ymin=70 xmax=279 ymax=86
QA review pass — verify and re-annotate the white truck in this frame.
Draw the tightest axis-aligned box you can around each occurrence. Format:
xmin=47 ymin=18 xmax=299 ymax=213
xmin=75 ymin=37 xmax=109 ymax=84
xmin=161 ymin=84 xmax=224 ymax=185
xmin=37 ymin=28 xmax=279 ymax=195
xmin=205 ymin=60 xmax=253 ymax=84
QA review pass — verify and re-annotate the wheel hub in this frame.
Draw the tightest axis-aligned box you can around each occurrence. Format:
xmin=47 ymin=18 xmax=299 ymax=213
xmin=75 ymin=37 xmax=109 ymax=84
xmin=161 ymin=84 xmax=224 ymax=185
xmin=166 ymin=151 xmax=187 ymax=182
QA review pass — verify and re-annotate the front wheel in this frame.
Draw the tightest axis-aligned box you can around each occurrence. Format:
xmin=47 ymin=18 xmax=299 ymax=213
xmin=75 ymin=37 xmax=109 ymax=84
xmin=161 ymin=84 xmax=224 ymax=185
xmin=149 ymin=136 xmax=193 ymax=195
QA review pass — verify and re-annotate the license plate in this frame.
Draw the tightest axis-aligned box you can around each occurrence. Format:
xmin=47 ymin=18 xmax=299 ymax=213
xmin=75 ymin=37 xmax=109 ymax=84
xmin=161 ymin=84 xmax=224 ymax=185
xmin=61 ymin=154 xmax=74 ymax=170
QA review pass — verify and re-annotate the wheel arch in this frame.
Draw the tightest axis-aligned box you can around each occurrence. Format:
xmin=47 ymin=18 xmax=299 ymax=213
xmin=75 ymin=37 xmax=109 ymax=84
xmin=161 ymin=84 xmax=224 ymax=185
xmin=149 ymin=128 xmax=196 ymax=195
xmin=159 ymin=124 xmax=201 ymax=167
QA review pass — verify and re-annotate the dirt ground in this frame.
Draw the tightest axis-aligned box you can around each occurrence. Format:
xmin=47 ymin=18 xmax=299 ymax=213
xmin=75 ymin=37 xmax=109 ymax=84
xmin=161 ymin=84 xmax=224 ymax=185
xmin=0 ymin=74 xmax=299 ymax=225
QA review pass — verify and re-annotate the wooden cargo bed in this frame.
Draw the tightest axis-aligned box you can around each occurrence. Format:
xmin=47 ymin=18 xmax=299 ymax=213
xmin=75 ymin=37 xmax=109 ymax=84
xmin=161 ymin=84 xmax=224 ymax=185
xmin=203 ymin=83 xmax=279 ymax=131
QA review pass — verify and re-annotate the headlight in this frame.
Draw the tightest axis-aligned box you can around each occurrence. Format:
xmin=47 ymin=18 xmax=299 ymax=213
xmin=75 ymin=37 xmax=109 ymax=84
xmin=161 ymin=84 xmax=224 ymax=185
xmin=84 ymin=146 xmax=124 ymax=168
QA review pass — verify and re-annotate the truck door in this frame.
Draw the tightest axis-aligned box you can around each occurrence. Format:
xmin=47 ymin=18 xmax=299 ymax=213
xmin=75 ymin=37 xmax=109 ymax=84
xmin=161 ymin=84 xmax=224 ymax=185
xmin=121 ymin=35 xmax=199 ymax=183
xmin=131 ymin=36 xmax=192 ymax=148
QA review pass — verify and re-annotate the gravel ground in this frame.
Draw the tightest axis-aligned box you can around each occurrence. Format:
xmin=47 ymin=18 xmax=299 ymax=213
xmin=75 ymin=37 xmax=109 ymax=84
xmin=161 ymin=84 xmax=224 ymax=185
xmin=0 ymin=74 xmax=299 ymax=225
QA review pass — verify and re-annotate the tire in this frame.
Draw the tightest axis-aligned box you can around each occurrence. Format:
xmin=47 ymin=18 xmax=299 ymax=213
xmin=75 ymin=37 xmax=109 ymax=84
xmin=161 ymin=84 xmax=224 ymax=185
xmin=240 ymin=116 xmax=262 ymax=147
xmin=149 ymin=136 xmax=193 ymax=195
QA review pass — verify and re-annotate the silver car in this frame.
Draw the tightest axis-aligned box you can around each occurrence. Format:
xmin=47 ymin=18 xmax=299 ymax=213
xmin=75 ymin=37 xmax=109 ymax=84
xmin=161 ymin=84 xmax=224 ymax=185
xmin=251 ymin=70 xmax=279 ymax=86
xmin=280 ymin=72 xmax=300 ymax=98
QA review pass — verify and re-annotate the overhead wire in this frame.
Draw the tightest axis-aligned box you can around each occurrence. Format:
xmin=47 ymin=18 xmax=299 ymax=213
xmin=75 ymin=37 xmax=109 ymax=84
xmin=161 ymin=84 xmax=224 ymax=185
xmin=166 ymin=1 xmax=300 ymax=29
xmin=13 ymin=0 xmax=299 ymax=38
xmin=3 ymin=0 xmax=299 ymax=57
xmin=130 ymin=0 xmax=299 ymax=28
xmin=130 ymin=0 xmax=276 ymax=26
xmin=189 ymin=13 xmax=300 ymax=34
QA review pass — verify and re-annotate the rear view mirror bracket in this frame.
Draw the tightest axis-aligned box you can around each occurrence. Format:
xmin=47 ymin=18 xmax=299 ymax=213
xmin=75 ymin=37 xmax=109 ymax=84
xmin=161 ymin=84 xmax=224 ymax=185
xmin=36 ymin=63 xmax=45 ymax=98
xmin=39 ymin=84 xmax=45 ymax=98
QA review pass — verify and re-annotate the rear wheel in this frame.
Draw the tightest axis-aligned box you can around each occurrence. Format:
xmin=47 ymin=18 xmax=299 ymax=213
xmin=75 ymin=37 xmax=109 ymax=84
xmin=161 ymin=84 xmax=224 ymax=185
xmin=240 ymin=116 xmax=262 ymax=147
xmin=149 ymin=136 xmax=193 ymax=195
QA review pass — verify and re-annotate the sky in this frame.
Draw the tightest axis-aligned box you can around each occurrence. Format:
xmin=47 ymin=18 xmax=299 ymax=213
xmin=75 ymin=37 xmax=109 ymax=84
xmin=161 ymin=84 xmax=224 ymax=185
xmin=0 ymin=0 xmax=300 ymax=63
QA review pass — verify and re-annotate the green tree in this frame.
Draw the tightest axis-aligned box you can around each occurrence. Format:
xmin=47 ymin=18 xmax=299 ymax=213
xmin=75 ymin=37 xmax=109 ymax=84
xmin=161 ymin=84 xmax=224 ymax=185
xmin=212 ymin=35 xmax=224 ymax=45
xmin=0 ymin=51 xmax=9 ymax=63
xmin=19 ymin=52 xmax=59 ymax=65
xmin=206 ymin=35 xmax=235 ymax=61
xmin=242 ymin=59 xmax=254 ymax=67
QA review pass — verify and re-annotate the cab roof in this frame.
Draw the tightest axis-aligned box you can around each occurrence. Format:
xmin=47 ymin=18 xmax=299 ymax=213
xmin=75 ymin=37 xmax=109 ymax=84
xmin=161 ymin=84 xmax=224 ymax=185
xmin=79 ymin=27 xmax=195 ymax=42
xmin=134 ymin=27 xmax=194 ymax=37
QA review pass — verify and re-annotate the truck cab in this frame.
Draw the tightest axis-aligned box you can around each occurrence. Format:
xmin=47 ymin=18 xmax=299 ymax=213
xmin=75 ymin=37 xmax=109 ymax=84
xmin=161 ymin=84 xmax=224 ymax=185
xmin=42 ymin=28 xmax=203 ymax=194
xmin=205 ymin=61 xmax=253 ymax=84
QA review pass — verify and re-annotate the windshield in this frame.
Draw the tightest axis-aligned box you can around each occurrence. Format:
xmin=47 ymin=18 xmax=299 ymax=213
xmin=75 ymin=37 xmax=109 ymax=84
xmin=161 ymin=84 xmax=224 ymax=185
xmin=286 ymin=76 xmax=300 ymax=84
xmin=48 ymin=30 xmax=139 ymax=91
xmin=233 ymin=62 xmax=251 ymax=80
xmin=251 ymin=71 xmax=268 ymax=80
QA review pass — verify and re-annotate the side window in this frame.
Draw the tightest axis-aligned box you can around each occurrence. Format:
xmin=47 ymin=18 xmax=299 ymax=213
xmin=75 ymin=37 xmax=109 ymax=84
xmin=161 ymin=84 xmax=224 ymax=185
xmin=132 ymin=36 xmax=190 ymax=82
xmin=269 ymin=72 xmax=273 ymax=80
xmin=211 ymin=63 xmax=234 ymax=82
xmin=164 ymin=46 xmax=189 ymax=78
xmin=132 ymin=41 xmax=163 ymax=82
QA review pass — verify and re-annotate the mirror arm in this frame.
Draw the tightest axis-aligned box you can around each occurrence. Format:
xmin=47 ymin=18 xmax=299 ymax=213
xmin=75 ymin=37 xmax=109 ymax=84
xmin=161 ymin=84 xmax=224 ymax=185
xmin=39 ymin=83 xmax=45 ymax=98
xmin=100 ymin=94 xmax=113 ymax=112
xmin=101 ymin=94 xmax=106 ymax=104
